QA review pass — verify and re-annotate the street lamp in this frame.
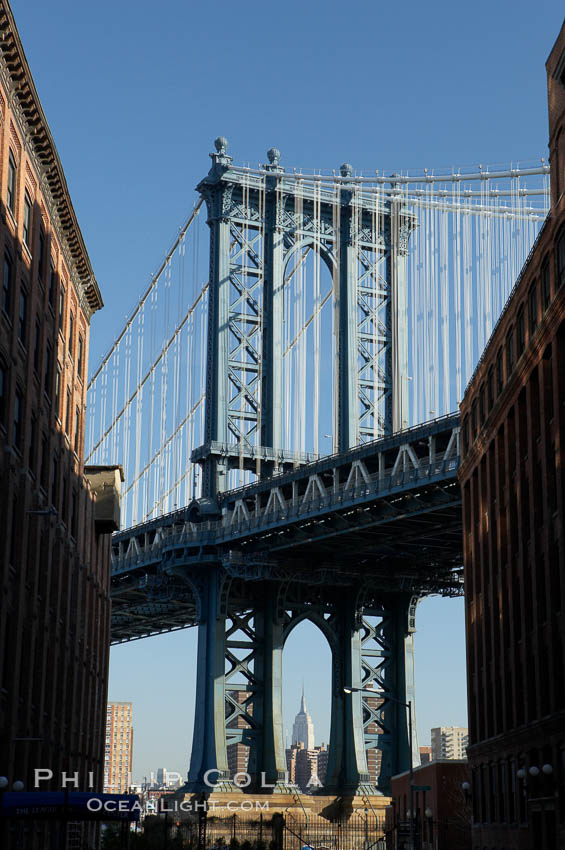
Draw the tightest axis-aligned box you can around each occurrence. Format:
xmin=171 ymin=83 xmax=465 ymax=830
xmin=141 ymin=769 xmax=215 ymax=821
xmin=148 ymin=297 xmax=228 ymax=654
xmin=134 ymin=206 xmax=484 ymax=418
xmin=344 ymin=686 xmax=415 ymax=850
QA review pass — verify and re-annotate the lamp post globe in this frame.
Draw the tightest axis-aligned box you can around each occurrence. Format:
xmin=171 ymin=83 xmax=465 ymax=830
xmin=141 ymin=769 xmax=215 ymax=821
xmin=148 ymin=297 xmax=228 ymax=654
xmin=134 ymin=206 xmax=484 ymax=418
xmin=542 ymin=764 xmax=553 ymax=776
xmin=424 ymin=807 xmax=432 ymax=818
xmin=0 ymin=777 xmax=8 ymax=790
xmin=529 ymin=766 xmax=540 ymax=778
xmin=12 ymin=780 xmax=24 ymax=792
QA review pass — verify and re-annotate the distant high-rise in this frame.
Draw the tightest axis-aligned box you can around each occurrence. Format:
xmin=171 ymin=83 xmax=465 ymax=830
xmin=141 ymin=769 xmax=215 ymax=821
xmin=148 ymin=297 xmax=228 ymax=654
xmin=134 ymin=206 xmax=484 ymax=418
xmin=430 ymin=726 xmax=468 ymax=761
xmin=104 ymin=702 xmax=134 ymax=794
xmin=226 ymin=690 xmax=251 ymax=780
xmin=285 ymin=742 xmax=327 ymax=793
xmin=291 ymin=688 xmax=315 ymax=749
xmin=155 ymin=768 xmax=168 ymax=787
xmin=315 ymin=744 xmax=329 ymax=787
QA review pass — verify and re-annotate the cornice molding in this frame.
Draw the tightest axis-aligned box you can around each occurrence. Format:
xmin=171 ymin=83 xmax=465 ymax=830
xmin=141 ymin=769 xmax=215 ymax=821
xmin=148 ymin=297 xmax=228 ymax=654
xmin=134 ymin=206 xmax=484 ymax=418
xmin=0 ymin=1 xmax=102 ymax=320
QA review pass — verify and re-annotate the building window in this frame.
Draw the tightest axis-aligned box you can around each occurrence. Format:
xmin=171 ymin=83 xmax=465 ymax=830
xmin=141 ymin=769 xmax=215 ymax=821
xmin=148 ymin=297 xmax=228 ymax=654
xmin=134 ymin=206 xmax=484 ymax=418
xmin=68 ymin=311 xmax=74 ymax=356
xmin=13 ymin=388 xmax=23 ymax=451
xmin=7 ymin=150 xmax=16 ymax=214
xmin=33 ymin=318 xmax=41 ymax=373
xmin=3 ymin=253 xmax=12 ymax=317
xmin=44 ymin=344 xmax=52 ymax=398
xmin=62 ymin=475 xmax=68 ymax=522
xmin=29 ymin=414 xmax=36 ymax=472
xmin=0 ymin=360 xmax=6 ymax=426
xmin=528 ymin=283 xmax=538 ymax=337
xmin=74 ymin=406 xmax=80 ymax=454
xmin=471 ymin=400 xmax=477 ymax=439
xmin=38 ymin=228 xmax=46 ymax=282
xmin=23 ymin=193 xmax=32 ymax=248
xmin=18 ymin=287 xmax=27 ymax=346
xmin=557 ymin=229 xmax=565 ymax=289
xmin=48 ymin=260 xmax=56 ymax=307
xmin=541 ymin=257 xmax=551 ymax=310
xmin=496 ymin=348 xmax=504 ymax=394
xmin=59 ymin=286 xmax=65 ymax=336
xmin=479 ymin=384 xmax=485 ymax=423
xmin=77 ymin=334 xmax=84 ymax=378
xmin=55 ymin=365 xmax=61 ymax=417
xmin=40 ymin=433 xmax=48 ymax=490
xmin=65 ymin=389 xmax=71 ymax=434
xmin=517 ymin=305 xmax=525 ymax=355
xmin=71 ymin=489 xmax=77 ymax=538
xmin=51 ymin=455 xmax=58 ymax=508
xmin=10 ymin=497 xmax=18 ymax=566
xmin=506 ymin=327 xmax=515 ymax=376
xmin=487 ymin=366 xmax=494 ymax=410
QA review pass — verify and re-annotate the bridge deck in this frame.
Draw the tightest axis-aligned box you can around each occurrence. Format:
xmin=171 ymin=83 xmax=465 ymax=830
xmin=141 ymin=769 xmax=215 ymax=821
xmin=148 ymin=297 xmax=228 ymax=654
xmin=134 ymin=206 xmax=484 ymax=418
xmin=110 ymin=415 xmax=463 ymax=643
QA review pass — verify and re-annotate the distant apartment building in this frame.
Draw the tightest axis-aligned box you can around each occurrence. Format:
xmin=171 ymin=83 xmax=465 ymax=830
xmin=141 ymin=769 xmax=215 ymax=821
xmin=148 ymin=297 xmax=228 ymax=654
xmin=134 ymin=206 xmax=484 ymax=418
xmin=226 ymin=690 xmax=251 ymax=780
xmin=104 ymin=702 xmax=134 ymax=794
xmin=316 ymin=744 xmax=329 ymax=786
xmin=364 ymin=684 xmax=381 ymax=786
xmin=431 ymin=727 xmax=468 ymax=761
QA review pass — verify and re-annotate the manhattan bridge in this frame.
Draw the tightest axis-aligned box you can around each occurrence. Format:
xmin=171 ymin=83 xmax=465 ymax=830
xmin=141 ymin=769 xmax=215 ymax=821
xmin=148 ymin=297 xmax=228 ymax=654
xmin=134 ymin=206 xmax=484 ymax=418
xmin=86 ymin=139 xmax=550 ymax=797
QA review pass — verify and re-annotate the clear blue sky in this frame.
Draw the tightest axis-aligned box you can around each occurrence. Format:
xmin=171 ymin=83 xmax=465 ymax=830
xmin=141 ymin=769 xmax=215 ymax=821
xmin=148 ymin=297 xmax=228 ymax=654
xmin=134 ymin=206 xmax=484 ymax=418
xmin=12 ymin=0 xmax=563 ymax=783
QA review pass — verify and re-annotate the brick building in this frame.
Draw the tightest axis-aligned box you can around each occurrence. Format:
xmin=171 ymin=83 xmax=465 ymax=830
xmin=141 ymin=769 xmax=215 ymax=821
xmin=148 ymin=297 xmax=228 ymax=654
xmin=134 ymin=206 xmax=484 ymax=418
xmin=104 ymin=702 xmax=134 ymax=794
xmin=458 ymin=20 xmax=565 ymax=850
xmin=226 ymin=690 xmax=251 ymax=781
xmin=388 ymin=760 xmax=471 ymax=850
xmin=0 ymin=0 xmax=120 ymax=846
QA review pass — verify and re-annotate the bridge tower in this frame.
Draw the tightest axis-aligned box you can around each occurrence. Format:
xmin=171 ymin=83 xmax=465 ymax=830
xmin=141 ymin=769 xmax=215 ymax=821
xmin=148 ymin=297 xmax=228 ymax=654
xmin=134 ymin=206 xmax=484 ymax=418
xmin=182 ymin=140 xmax=420 ymax=797
xmin=194 ymin=137 xmax=412 ymax=496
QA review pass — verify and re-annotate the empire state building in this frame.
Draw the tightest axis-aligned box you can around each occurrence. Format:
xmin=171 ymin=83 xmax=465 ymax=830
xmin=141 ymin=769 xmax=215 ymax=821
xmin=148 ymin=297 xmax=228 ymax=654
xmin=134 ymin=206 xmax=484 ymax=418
xmin=291 ymin=688 xmax=315 ymax=749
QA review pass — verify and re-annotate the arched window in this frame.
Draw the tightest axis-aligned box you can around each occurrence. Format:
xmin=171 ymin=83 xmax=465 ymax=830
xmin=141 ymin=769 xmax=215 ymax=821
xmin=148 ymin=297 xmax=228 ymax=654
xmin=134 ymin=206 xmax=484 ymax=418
xmin=506 ymin=326 xmax=515 ymax=375
xmin=7 ymin=150 xmax=17 ymax=214
xmin=541 ymin=256 xmax=551 ymax=309
xmin=496 ymin=348 xmax=504 ymax=394
xmin=528 ymin=283 xmax=538 ymax=336
xmin=557 ymin=228 xmax=565 ymax=289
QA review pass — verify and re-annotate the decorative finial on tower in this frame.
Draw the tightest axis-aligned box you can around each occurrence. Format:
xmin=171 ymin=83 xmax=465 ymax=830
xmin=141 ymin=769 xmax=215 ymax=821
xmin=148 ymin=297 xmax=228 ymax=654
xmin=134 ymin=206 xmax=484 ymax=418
xmin=340 ymin=162 xmax=353 ymax=178
xmin=267 ymin=147 xmax=281 ymax=166
xmin=264 ymin=147 xmax=283 ymax=174
xmin=214 ymin=136 xmax=228 ymax=155
xmin=208 ymin=136 xmax=232 ymax=176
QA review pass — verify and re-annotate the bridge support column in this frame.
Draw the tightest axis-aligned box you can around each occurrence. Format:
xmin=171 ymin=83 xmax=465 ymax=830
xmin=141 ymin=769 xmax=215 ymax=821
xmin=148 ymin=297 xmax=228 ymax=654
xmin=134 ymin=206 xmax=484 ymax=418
xmin=389 ymin=198 xmax=410 ymax=433
xmin=248 ymin=595 xmax=288 ymax=790
xmin=200 ymin=146 xmax=233 ymax=497
xmin=261 ymin=161 xmax=284 ymax=465
xmin=186 ymin=568 xmax=234 ymax=792
xmin=337 ymin=175 xmax=359 ymax=452
xmin=322 ymin=592 xmax=373 ymax=796
xmin=373 ymin=595 xmax=419 ymax=794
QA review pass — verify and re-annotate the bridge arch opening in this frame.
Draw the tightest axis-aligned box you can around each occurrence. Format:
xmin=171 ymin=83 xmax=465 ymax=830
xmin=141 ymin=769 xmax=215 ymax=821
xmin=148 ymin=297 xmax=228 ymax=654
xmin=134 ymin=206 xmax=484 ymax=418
xmin=282 ymin=241 xmax=335 ymax=457
xmin=282 ymin=615 xmax=333 ymax=793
